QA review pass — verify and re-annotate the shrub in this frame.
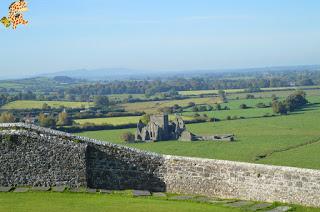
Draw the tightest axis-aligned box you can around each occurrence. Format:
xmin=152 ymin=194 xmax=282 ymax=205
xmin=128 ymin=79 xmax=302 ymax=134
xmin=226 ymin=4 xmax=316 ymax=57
xmin=256 ymin=102 xmax=268 ymax=108
xmin=239 ymin=104 xmax=248 ymax=109
xmin=188 ymin=102 xmax=196 ymax=107
xmin=246 ymin=94 xmax=255 ymax=99
xmin=140 ymin=114 xmax=150 ymax=125
xmin=121 ymin=132 xmax=135 ymax=143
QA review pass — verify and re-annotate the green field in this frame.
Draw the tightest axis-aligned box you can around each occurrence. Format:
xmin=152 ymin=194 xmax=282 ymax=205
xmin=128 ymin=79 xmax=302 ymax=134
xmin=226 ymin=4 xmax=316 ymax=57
xmin=179 ymin=89 xmax=245 ymax=96
xmin=178 ymin=86 xmax=320 ymax=96
xmin=121 ymin=97 xmax=221 ymax=113
xmin=75 ymin=115 xmax=195 ymax=126
xmin=77 ymin=95 xmax=320 ymax=170
xmin=75 ymin=116 xmax=142 ymax=126
xmin=0 ymin=192 xmax=318 ymax=212
xmin=1 ymin=100 xmax=93 ymax=110
xmin=0 ymin=192 xmax=237 ymax=212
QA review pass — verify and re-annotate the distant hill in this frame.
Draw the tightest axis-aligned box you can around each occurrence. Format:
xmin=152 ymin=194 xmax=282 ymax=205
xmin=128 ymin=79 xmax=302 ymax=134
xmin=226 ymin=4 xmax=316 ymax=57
xmin=41 ymin=68 xmax=153 ymax=80
xmin=37 ymin=65 xmax=320 ymax=81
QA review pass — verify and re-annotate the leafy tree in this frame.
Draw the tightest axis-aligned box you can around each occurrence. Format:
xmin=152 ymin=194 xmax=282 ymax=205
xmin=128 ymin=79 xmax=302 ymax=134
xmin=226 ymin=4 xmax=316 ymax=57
xmin=38 ymin=113 xmax=56 ymax=128
xmin=246 ymin=94 xmax=255 ymax=99
xmin=285 ymin=90 xmax=308 ymax=111
xmin=215 ymin=104 xmax=222 ymax=111
xmin=57 ymin=112 xmax=72 ymax=126
xmin=140 ymin=114 xmax=150 ymax=125
xmin=239 ymin=104 xmax=248 ymax=109
xmin=188 ymin=102 xmax=196 ymax=107
xmin=94 ymin=95 xmax=109 ymax=108
xmin=0 ymin=112 xmax=15 ymax=123
xmin=121 ymin=132 xmax=135 ymax=143
xmin=272 ymin=101 xmax=288 ymax=115
xmin=42 ymin=103 xmax=51 ymax=110
xmin=256 ymin=102 xmax=268 ymax=108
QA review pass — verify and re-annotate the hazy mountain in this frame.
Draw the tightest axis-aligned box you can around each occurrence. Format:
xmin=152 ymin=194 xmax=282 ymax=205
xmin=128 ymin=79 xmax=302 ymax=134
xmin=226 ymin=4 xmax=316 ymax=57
xmin=41 ymin=68 xmax=154 ymax=80
xmin=35 ymin=65 xmax=320 ymax=81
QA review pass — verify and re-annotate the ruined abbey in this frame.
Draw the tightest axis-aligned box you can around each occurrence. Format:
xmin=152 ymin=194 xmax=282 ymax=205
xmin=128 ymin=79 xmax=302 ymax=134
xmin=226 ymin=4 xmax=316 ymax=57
xmin=135 ymin=114 xmax=235 ymax=142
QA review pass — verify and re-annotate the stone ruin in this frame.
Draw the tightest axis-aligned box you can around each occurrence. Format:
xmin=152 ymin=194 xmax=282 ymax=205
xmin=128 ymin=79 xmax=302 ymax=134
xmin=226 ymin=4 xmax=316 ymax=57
xmin=135 ymin=114 xmax=235 ymax=142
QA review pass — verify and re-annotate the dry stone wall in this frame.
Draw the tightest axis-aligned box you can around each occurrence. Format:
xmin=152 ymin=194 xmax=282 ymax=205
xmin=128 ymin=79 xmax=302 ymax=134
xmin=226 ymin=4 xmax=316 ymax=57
xmin=0 ymin=123 xmax=320 ymax=207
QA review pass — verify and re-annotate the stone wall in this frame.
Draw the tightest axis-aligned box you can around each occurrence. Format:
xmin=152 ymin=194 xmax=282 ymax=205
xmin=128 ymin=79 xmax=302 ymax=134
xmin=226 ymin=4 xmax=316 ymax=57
xmin=162 ymin=155 xmax=320 ymax=207
xmin=0 ymin=129 xmax=87 ymax=187
xmin=0 ymin=123 xmax=165 ymax=191
xmin=1 ymin=124 xmax=320 ymax=207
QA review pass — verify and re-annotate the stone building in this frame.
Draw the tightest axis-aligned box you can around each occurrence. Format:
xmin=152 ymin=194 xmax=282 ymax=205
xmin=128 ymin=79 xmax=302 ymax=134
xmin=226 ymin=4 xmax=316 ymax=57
xmin=135 ymin=114 xmax=235 ymax=142
xmin=135 ymin=114 xmax=189 ymax=142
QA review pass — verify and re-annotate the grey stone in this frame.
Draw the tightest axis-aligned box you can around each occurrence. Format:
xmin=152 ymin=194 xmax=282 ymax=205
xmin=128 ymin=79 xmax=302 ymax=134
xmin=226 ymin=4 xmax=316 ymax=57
xmin=194 ymin=197 xmax=216 ymax=203
xmin=13 ymin=188 xmax=29 ymax=193
xmin=86 ymin=188 xmax=97 ymax=193
xmin=249 ymin=203 xmax=273 ymax=211
xmin=209 ymin=200 xmax=236 ymax=204
xmin=133 ymin=190 xmax=151 ymax=197
xmin=70 ymin=187 xmax=85 ymax=193
xmin=100 ymin=189 xmax=112 ymax=194
xmin=152 ymin=192 xmax=167 ymax=197
xmin=170 ymin=196 xmax=194 ymax=201
xmin=0 ymin=187 xmax=13 ymax=192
xmin=266 ymin=206 xmax=293 ymax=212
xmin=52 ymin=186 xmax=66 ymax=192
xmin=30 ymin=187 xmax=50 ymax=192
xmin=225 ymin=201 xmax=254 ymax=208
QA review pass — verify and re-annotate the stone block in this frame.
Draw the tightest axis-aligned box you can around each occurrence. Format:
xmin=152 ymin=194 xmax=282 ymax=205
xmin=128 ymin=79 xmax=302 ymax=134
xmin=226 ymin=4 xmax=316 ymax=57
xmin=13 ymin=188 xmax=29 ymax=193
xmin=30 ymin=187 xmax=50 ymax=192
xmin=52 ymin=186 xmax=66 ymax=192
xmin=266 ymin=206 xmax=293 ymax=212
xmin=100 ymin=189 xmax=113 ymax=194
xmin=170 ymin=196 xmax=194 ymax=201
xmin=70 ymin=187 xmax=85 ymax=193
xmin=225 ymin=201 xmax=254 ymax=208
xmin=0 ymin=187 xmax=13 ymax=192
xmin=249 ymin=203 xmax=273 ymax=211
xmin=152 ymin=192 xmax=167 ymax=197
xmin=86 ymin=188 xmax=97 ymax=193
xmin=133 ymin=190 xmax=151 ymax=197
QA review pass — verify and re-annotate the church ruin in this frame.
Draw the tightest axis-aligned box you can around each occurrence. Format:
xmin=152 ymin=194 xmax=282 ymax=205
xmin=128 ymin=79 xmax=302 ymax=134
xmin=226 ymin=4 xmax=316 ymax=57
xmin=135 ymin=114 xmax=235 ymax=142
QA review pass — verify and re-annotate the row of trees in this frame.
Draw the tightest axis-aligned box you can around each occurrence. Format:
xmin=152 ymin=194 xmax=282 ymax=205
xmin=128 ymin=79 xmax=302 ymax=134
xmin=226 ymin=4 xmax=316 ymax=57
xmin=0 ymin=111 xmax=72 ymax=128
xmin=65 ymin=74 xmax=318 ymax=97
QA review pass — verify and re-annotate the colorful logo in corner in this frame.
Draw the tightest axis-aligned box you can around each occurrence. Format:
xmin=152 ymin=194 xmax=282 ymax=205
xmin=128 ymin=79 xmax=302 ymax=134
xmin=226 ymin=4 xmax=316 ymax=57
xmin=1 ymin=0 xmax=29 ymax=30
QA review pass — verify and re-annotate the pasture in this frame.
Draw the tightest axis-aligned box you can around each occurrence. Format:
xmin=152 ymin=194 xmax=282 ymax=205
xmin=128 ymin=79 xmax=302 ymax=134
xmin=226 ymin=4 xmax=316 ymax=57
xmin=178 ymin=86 xmax=320 ymax=96
xmin=75 ymin=115 xmax=195 ymax=126
xmin=78 ymin=95 xmax=320 ymax=170
xmin=0 ymin=192 xmax=237 ymax=212
xmin=1 ymin=100 xmax=93 ymax=110
xmin=121 ymin=97 xmax=222 ymax=113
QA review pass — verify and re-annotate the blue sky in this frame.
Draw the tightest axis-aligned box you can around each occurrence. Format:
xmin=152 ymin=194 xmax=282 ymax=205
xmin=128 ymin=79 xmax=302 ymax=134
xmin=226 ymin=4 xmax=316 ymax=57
xmin=0 ymin=0 xmax=320 ymax=77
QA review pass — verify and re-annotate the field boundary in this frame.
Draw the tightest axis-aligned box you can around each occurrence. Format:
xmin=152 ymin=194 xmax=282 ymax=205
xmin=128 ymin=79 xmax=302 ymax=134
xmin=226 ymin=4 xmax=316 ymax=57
xmin=255 ymin=136 xmax=320 ymax=161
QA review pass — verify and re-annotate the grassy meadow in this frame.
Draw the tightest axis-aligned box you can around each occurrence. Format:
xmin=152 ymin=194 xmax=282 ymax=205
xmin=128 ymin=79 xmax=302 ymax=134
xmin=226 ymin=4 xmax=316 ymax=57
xmin=1 ymin=100 xmax=93 ymax=110
xmin=0 ymin=192 xmax=319 ymax=212
xmin=75 ymin=115 xmax=195 ymax=126
xmin=178 ymin=86 xmax=320 ymax=96
xmin=78 ymin=94 xmax=320 ymax=170
xmin=121 ymin=97 xmax=222 ymax=113
xmin=0 ymin=192 xmax=238 ymax=212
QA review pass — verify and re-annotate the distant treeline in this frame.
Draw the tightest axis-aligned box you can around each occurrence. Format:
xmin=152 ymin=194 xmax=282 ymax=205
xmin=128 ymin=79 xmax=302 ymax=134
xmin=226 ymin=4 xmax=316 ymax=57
xmin=0 ymin=70 xmax=319 ymax=106
xmin=66 ymin=71 xmax=319 ymax=96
